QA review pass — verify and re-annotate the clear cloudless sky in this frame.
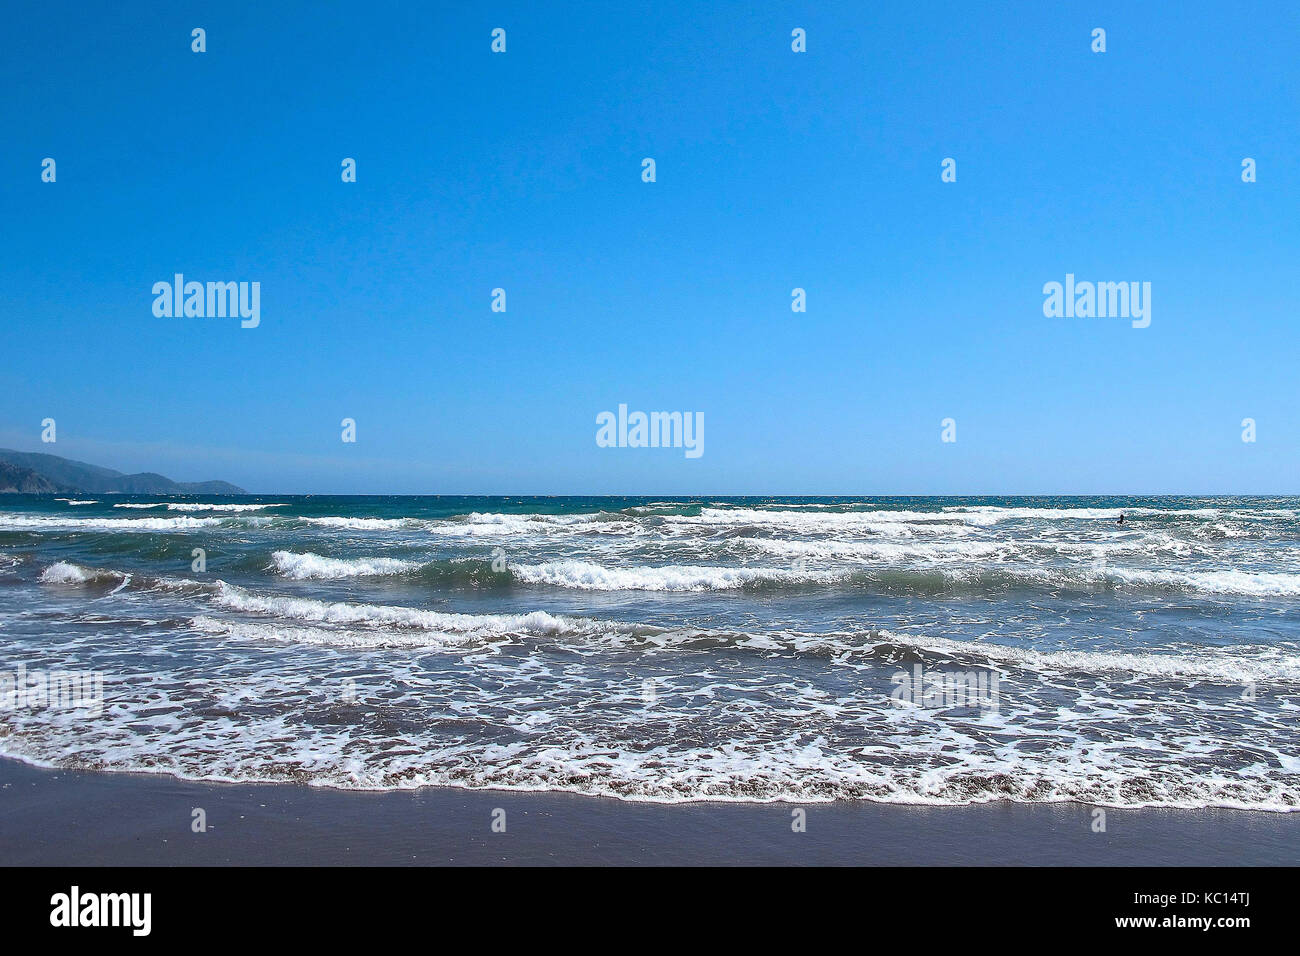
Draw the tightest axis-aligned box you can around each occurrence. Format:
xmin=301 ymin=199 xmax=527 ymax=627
xmin=2 ymin=1 xmax=1298 ymax=494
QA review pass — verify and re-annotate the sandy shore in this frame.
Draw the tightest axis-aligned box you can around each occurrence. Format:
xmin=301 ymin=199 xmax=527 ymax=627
xmin=1 ymin=757 xmax=1296 ymax=865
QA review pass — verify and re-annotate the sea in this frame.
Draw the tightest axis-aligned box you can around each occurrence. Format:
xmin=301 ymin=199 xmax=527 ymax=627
xmin=1 ymin=494 xmax=1298 ymax=809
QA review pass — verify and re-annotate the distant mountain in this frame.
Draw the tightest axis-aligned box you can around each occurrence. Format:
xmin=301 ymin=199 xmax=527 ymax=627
xmin=0 ymin=461 xmax=61 ymax=494
xmin=0 ymin=448 xmax=246 ymax=495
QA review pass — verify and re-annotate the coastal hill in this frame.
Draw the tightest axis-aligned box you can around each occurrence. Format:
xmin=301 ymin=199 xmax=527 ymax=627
xmin=0 ymin=448 xmax=246 ymax=495
xmin=0 ymin=461 xmax=60 ymax=493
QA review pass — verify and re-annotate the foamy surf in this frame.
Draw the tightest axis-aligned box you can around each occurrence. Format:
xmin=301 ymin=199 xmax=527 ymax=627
xmin=38 ymin=561 xmax=124 ymax=584
xmin=511 ymin=559 xmax=842 ymax=591
xmin=209 ymin=580 xmax=618 ymax=638
xmin=270 ymin=550 xmax=419 ymax=580
xmin=1 ymin=514 xmax=262 ymax=531
xmin=3 ymin=494 xmax=1300 ymax=810
xmin=112 ymin=502 xmax=288 ymax=512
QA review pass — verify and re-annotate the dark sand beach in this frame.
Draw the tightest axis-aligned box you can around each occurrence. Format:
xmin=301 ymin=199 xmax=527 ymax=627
xmin=2 ymin=758 xmax=1296 ymax=866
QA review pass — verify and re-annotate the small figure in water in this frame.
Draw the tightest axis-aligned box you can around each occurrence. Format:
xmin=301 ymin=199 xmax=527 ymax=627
xmin=1116 ymin=513 xmax=1125 ymax=526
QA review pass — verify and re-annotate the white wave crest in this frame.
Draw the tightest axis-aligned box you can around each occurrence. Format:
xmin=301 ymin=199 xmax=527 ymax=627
xmin=870 ymin=629 xmax=1300 ymax=684
xmin=0 ymin=514 xmax=249 ymax=531
xmin=942 ymin=505 xmax=1222 ymax=523
xmin=1110 ymin=567 xmax=1300 ymax=597
xmin=114 ymin=502 xmax=284 ymax=512
xmin=39 ymin=561 xmax=124 ymax=585
xmin=210 ymin=582 xmax=616 ymax=638
xmin=301 ymin=516 xmax=412 ymax=530
xmin=512 ymin=559 xmax=837 ymax=591
xmin=166 ymin=503 xmax=286 ymax=512
xmin=191 ymin=616 xmax=484 ymax=649
xmin=270 ymin=550 xmax=417 ymax=580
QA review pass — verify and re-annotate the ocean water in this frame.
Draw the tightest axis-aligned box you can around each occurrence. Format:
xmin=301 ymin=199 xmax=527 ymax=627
xmin=1 ymin=494 xmax=1298 ymax=809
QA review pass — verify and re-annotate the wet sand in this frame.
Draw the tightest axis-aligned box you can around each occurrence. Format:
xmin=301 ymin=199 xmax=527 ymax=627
xmin=2 ymin=758 xmax=1296 ymax=865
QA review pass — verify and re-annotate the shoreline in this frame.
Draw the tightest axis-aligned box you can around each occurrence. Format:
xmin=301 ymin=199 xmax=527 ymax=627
xmin=2 ymin=758 xmax=1296 ymax=865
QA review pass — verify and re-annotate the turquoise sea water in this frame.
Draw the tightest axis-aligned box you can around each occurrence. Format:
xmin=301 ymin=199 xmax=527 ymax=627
xmin=1 ymin=495 xmax=1298 ymax=807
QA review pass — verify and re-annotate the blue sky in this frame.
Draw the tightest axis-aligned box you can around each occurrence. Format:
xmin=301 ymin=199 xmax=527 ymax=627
xmin=2 ymin=1 xmax=1297 ymax=494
